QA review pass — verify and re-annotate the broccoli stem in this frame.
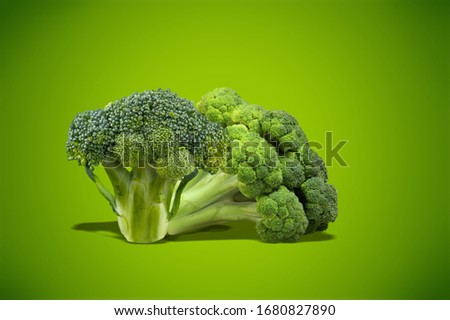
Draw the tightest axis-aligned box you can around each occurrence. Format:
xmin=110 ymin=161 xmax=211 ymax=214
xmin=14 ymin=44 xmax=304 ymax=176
xmin=101 ymin=163 xmax=176 ymax=243
xmin=174 ymin=171 xmax=241 ymax=218
xmin=85 ymin=165 xmax=119 ymax=214
xmin=167 ymin=199 xmax=259 ymax=236
xmin=90 ymin=167 xmax=258 ymax=242
xmin=103 ymin=161 xmax=130 ymax=199
xmin=167 ymin=171 xmax=259 ymax=235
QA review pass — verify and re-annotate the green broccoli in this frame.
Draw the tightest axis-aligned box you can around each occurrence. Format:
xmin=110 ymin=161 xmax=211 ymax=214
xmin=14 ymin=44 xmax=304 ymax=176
xmin=67 ymin=88 xmax=338 ymax=243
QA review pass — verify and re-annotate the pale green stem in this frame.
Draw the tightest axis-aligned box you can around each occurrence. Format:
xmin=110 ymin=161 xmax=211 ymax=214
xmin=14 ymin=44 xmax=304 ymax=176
xmin=175 ymin=171 xmax=240 ymax=217
xmin=167 ymin=200 xmax=259 ymax=235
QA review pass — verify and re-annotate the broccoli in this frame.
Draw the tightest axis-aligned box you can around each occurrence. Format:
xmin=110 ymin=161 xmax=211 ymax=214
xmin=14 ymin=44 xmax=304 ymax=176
xmin=67 ymin=88 xmax=338 ymax=243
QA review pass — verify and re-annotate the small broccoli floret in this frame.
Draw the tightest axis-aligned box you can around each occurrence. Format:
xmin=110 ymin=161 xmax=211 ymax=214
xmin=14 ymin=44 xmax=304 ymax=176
xmin=300 ymin=144 xmax=328 ymax=181
xmin=196 ymin=88 xmax=264 ymax=133
xmin=297 ymin=177 xmax=338 ymax=233
xmin=279 ymin=152 xmax=306 ymax=190
xmin=196 ymin=87 xmax=244 ymax=126
xmin=255 ymin=186 xmax=309 ymax=243
xmin=67 ymin=109 xmax=108 ymax=167
xmin=227 ymin=124 xmax=283 ymax=198
xmin=230 ymin=104 xmax=265 ymax=133
xmin=261 ymin=110 xmax=308 ymax=153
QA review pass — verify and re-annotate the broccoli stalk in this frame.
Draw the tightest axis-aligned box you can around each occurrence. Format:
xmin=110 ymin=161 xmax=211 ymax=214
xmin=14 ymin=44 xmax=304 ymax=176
xmin=113 ymin=165 xmax=174 ymax=243
xmin=173 ymin=170 xmax=240 ymax=217
xmin=168 ymin=171 xmax=259 ymax=236
xmin=168 ymin=200 xmax=259 ymax=236
xmin=86 ymin=162 xmax=176 ymax=243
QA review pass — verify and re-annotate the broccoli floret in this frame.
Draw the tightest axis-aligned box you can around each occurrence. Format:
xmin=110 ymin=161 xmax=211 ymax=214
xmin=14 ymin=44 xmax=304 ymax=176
xmin=296 ymin=177 xmax=338 ymax=233
xmin=256 ymin=186 xmax=309 ymax=243
xmin=261 ymin=110 xmax=308 ymax=153
xmin=196 ymin=87 xmax=244 ymax=126
xmin=300 ymin=144 xmax=328 ymax=181
xmin=279 ymin=152 xmax=306 ymax=190
xmin=226 ymin=124 xmax=283 ymax=198
xmin=196 ymin=87 xmax=264 ymax=133
xmin=67 ymin=88 xmax=338 ymax=244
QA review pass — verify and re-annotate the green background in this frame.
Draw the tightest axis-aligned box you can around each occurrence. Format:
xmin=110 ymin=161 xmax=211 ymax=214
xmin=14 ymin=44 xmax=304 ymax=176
xmin=1 ymin=0 xmax=449 ymax=299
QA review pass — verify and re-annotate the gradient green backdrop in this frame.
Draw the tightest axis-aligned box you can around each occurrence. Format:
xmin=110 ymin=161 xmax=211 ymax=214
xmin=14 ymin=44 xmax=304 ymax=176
xmin=1 ymin=0 xmax=449 ymax=299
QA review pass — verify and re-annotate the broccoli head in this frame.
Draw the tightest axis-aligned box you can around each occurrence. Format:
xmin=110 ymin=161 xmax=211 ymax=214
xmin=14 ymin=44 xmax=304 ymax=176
xmin=67 ymin=89 xmax=225 ymax=242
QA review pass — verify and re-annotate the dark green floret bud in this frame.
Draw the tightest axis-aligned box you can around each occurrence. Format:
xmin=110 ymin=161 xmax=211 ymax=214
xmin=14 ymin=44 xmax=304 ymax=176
xmin=297 ymin=177 xmax=338 ymax=233
xmin=256 ymin=186 xmax=309 ymax=243
xmin=261 ymin=110 xmax=308 ymax=153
